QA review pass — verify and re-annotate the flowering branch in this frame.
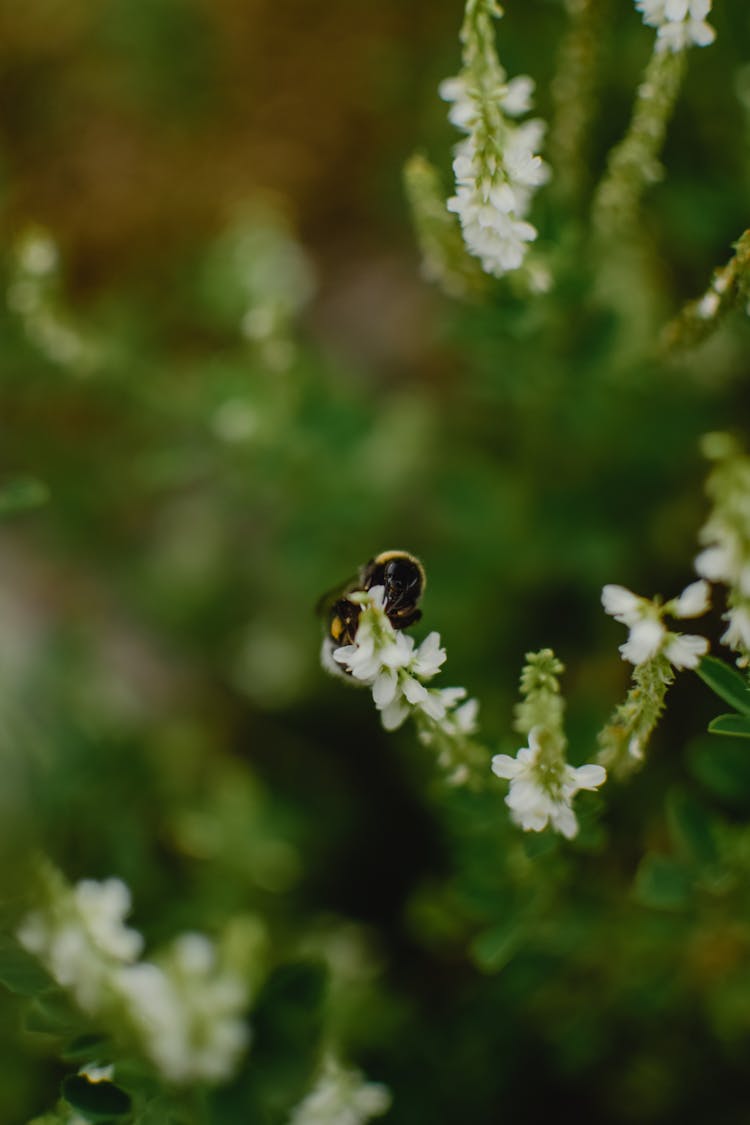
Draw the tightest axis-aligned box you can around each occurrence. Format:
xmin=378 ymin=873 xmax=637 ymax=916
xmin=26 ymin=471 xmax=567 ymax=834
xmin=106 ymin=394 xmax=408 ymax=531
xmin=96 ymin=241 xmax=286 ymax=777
xmin=661 ymin=231 xmax=750 ymax=352
xmin=17 ymin=860 xmax=258 ymax=1086
xmin=440 ymin=0 xmax=549 ymax=280
xmin=695 ymin=433 xmax=750 ymax=665
xmin=591 ymin=1 xmax=715 ymax=241
xmin=328 ymin=587 xmax=486 ymax=785
xmin=491 ymin=650 xmax=606 ymax=838
xmin=287 ymin=1054 xmax=391 ymax=1125
xmin=597 ymin=581 xmax=710 ymax=775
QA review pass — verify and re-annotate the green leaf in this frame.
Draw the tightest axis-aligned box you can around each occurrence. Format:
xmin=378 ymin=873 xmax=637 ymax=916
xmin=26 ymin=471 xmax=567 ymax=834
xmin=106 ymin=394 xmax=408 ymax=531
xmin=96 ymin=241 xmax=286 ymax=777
xmin=470 ymin=920 xmax=523 ymax=972
xmin=689 ymin=737 xmax=750 ymax=803
xmin=696 ymin=656 xmax=750 ymax=715
xmin=0 ymin=476 xmax=49 ymax=517
xmin=634 ymin=855 xmax=692 ymax=910
xmin=210 ymin=961 xmax=327 ymax=1122
xmin=61 ymin=1034 xmax=112 ymax=1063
xmin=708 ymin=713 xmax=750 ymax=739
xmin=666 ymin=787 xmax=717 ymax=865
xmin=0 ymin=936 xmax=54 ymax=996
xmin=61 ymin=1075 xmax=131 ymax=1121
xmin=24 ymin=992 xmax=81 ymax=1036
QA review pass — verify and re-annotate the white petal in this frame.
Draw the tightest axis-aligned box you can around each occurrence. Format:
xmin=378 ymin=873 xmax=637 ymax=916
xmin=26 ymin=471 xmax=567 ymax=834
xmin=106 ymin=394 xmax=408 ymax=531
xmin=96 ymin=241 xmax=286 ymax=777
xmin=506 ymin=778 xmax=547 ymax=813
xmin=418 ymin=691 xmax=447 ymax=722
xmin=526 ymin=727 xmax=544 ymax=756
xmin=439 ymin=687 xmax=468 ymax=709
xmin=412 ymin=632 xmax=447 ymax=678
xmin=688 ymin=18 xmax=715 ymax=46
xmin=491 ymin=753 xmax=521 ymax=779
xmin=453 ymin=698 xmax=479 ymax=733
xmin=379 ymin=697 xmax=410 ymax=731
xmin=695 ymin=544 xmax=734 ymax=582
xmin=570 ymin=763 xmax=607 ymax=791
xmin=510 ymin=802 xmax=549 ymax=832
xmin=500 ymin=75 xmax=534 ymax=116
xmin=689 ymin=0 xmax=711 ymax=17
xmin=663 ymin=632 xmax=708 ymax=669
xmin=721 ymin=606 xmax=750 ymax=650
xmin=372 ymin=669 xmax=399 ymax=708
xmin=619 ymin=619 xmax=665 ymax=665
xmin=550 ymin=804 xmax=579 ymax=839
xmin=601 ymin=584 xmax=643 ymax=625
xmin=672 ymin=579 xmax=710 ymax=619
xmin=402 ymin=676 xmax=429 ymax=706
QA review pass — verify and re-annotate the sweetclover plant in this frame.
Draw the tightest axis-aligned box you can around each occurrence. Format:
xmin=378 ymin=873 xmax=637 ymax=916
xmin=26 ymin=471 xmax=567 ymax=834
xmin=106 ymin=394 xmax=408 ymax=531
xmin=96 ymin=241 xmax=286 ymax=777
xmin=8 ymin=1 xmax=750 ymax=1121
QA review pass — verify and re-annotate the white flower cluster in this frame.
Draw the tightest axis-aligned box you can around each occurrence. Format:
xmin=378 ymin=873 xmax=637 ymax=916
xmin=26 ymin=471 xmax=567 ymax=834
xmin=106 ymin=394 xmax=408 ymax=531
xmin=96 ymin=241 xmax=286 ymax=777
xmin=440 ymin=4 xmax=549 ymax=278
xmin=635 ymin=0 xmax=715 ymax=53
xmin=492 ymin=727 xmax=606 ymax=838
xmin=287 ymin=1055 xmax=391 ymax=1125
xmin=329 ymin=586 xmax=476 ymax=736
xmin=18 ymin=874 xmax=249 ymax=1085
xmin=17 ymin=877 xmax=143 ymax=1012
xmin=601 ymin=581 xmax=710 ymax=667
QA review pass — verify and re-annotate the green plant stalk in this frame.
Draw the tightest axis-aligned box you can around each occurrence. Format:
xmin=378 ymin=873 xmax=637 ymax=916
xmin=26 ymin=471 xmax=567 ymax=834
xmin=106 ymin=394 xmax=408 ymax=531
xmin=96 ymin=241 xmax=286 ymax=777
xmin=591 ymin=46 xmax=687 ymax=241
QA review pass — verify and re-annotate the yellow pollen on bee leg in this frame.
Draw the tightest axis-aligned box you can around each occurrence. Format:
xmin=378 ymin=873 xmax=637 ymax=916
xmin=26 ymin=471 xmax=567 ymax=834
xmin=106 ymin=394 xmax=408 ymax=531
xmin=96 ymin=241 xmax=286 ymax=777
xmin=330 ymin=617 xmax=343 ymax=641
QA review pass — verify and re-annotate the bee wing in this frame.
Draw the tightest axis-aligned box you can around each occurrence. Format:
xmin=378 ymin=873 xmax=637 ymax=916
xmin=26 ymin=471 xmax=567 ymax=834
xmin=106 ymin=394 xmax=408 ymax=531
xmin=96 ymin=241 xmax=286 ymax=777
xmin=314 ymin=573 xmax=359 ymax=618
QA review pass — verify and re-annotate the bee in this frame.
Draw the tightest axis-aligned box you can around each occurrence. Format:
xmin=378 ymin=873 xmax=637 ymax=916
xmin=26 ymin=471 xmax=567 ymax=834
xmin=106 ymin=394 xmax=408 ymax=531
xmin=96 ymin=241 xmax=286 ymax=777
xmin=319 ymin=550 xmax=426 ymax=670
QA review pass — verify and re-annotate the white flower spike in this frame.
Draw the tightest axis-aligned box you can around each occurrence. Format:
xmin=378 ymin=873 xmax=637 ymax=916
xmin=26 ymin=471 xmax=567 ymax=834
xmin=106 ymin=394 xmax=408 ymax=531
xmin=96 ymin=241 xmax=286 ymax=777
xmin=441 ymin=0 xmax=549 ymax=279
xmin=492 ymin=727 xmax=606 ymax=839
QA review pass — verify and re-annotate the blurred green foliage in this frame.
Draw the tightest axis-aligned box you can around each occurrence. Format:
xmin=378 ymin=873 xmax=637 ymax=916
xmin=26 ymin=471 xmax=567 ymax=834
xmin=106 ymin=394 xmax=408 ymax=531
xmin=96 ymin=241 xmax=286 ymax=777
xmin=3 ymin=0 xmax=750 ymax=1122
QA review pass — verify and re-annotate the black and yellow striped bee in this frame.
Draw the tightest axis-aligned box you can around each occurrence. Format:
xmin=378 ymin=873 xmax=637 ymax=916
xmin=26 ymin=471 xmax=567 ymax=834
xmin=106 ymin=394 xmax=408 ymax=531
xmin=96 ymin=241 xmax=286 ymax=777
xmin=318 ymin=550 xmax=426 ymax=658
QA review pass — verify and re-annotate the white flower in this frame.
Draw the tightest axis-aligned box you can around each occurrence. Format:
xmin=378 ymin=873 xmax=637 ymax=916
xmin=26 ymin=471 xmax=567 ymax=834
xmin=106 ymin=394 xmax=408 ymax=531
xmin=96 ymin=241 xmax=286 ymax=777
xmin=17 ymin=877 xmax=143 ymax=1012
xmin=722 ymin=605 xmax=750 ymax=651
xmin=288 ymin=1055 xmax=391 ymax=1125
xmin=671 ymin=579 xmax=711 ymax=618
xmin=501 ymin=75 xmax=535 ymax=117
xmin=634 ymin=0 xmax=715 ymax=52
xmin=602 ymin=582 xmax=709 ymax=668
xmin=331 ymin=588 xmax=463 ymax=734
xmin=115 ymin=935 xmax=249 ymax=1084
xmin=491 ymin=728 xmax=606 ymax=839
xmin=73 ymin=879 xmax=144 ymax=963
xmin=695 ymin=542 xmax=739 ymax=584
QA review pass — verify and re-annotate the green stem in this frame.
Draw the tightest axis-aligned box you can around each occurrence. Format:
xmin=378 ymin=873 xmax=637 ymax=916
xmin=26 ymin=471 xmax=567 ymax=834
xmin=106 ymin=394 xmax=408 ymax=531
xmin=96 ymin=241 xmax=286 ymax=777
xmin=549 ymin=0 xmax=610 ymax=209
xmin=591 ymin=47 xmax=687 ymax=241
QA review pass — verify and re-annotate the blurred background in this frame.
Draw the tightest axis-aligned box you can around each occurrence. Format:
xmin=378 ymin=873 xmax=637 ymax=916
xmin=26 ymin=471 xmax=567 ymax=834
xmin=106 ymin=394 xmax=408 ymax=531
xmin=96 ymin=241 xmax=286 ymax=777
xmin=3 ymin=0 xmax=750 ymax=1121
